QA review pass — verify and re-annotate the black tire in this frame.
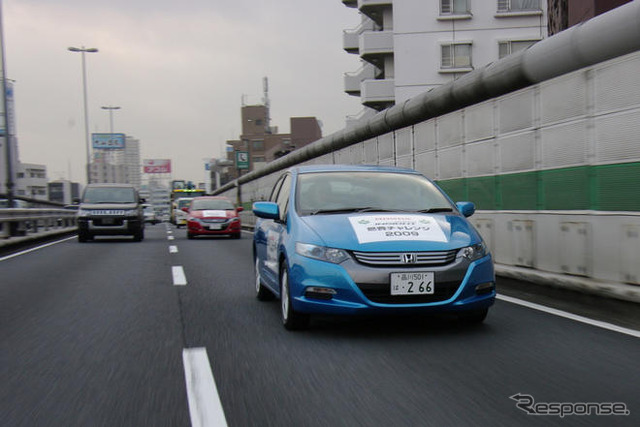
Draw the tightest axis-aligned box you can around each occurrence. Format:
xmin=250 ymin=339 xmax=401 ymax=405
xmin=280 ymin=263 xmax=309 ymax=330
xmin=232 ymin=233 xmax=241 ymax=239
xmin=459 ymin=308 xmax=488 ymax=324
xmin=78 ymin=231 xmax=89 ymax=243
xmin=255 ymin=258 xmax=273 ymax=301
xmin=187 ymin=232 xmax=195 ymax=240
xmin=133 ymin=228 xmax=144 ymax=242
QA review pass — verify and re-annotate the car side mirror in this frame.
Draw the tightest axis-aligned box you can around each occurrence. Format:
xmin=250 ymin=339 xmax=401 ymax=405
xmin=73 ymin=197 xmax=81 ymax=204
xmin=236 ymin=206 xmax=244 ymax=212
xmin=181 ymin=207 xmax=189 ymax=212
xmin=253 ymin=201 xmax=279 ymax=220
xmin=456 ymin=201 xmax=475 ymax=218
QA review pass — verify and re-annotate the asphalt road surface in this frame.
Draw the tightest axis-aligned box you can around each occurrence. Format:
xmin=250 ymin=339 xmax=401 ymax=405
xmin=2 ymin=224 xmax=638 ymax=426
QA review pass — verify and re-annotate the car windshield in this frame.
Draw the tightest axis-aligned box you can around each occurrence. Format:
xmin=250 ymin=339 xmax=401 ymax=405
xmin=296 ymin=171 xmax=453 ymax=216
xmin=191 ymin=199 xmax=235 ymax=210
xmin=82 ymin=187 xmax=137 ymax=204
xmin=177 ymin=199 xmax=192 ymax=209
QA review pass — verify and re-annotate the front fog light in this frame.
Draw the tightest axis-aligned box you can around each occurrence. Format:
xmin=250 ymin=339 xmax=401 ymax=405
xmin=475 ymin=282 xmax=495 ymax=295
xmin=304 ymin=287 xmax=337 ymax=300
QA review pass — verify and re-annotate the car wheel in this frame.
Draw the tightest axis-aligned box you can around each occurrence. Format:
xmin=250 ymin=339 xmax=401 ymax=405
xmin=78 ymin=231 xmax=88 ymax=243
xmin=459 ymin=308 xmax=488 ymax=324
xmin=187 ymin=232 xmax=194 ymax=239
xmin=255 ymin=258 xmax=272 ymax=301
xmin=280 ymin=263 xmax=309 ymax=330
xmin=232 ymin=233 xmax=241 ymax=239
xmin=133 ymin=229 xmax=144 ymax=242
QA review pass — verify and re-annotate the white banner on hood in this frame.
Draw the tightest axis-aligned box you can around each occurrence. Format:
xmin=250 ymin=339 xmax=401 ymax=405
xmin=202 ymin=210 xmax=226 ymax=217
xmin=348 ymin=215 xmax=447 ymax=244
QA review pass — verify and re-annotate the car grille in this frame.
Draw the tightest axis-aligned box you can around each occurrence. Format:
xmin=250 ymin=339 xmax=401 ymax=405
xmin=92 ymin=210 xmax=125 ymax=216
xmin=201 ymin=219 xmax=227 ymax=224
xmin=356 ymin=280 xmax=461 ymax=304
xmin=93 ymin=218 xmax=125 ymax=226
xmin=352 ymin=250 xmax=457 ymax=267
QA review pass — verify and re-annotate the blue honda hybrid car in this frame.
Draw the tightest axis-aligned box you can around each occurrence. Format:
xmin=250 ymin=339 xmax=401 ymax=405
xmin=253 ymin=165 xmax=495 ymax=330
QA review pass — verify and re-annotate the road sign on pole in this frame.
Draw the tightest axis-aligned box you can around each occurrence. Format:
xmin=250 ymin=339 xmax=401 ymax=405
xmin=236 ymin=151 xmax=249 ymax=170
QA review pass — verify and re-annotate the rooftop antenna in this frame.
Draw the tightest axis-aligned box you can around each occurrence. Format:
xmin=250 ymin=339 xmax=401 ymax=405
xmin=263 ymin=76 xmax=271 ymax=133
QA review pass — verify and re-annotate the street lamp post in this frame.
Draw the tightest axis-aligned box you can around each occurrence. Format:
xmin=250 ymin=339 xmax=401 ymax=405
xmin=101 ymin=105 xmax=120 ymax=174
xmin=68 ymin=46 xmax=98 ymax=185
xmin=101 ymin=105 xmax=121 ymax=135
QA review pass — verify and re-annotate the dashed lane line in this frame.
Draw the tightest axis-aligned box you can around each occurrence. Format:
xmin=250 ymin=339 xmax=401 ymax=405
xmin=183 ymin=348 xmax=228 ymax=427
xmin=169 ymin=245 xmax=178 ymax=254
xmin=172 ymin=266 xmax=187 ymax=286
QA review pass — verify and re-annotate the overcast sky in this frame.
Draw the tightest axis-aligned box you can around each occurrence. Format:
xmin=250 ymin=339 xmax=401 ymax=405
xmin=3 ymin=0 xmax=363 ymax=184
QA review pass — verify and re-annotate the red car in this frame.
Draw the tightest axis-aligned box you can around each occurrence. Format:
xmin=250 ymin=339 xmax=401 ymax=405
xmin=185 ymin=196 xmax=244 ymax=239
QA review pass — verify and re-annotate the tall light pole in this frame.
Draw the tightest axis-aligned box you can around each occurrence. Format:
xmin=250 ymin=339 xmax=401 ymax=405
xmin=68 ymin=46 xmax=98 ymax=185
xmin=0 ymin=1 xmax=14 ymax=205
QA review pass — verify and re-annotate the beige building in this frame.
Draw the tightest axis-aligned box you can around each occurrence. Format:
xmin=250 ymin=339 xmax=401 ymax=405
xmin=225 ymin=105 xmax=322 ymax=182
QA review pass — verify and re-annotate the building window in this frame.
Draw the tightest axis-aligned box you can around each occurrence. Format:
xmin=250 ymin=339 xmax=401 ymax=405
xmin=497 ymin=0 xmax=540 ymax=13
xmin=17 ymin=172 xmax=24 ymax=178
xmin=441 ymin=43 xmax=472 ymax=69
xmin=254 ymin=119 xmax=263 ymax=126
xmin=440 ymin=0 xmax=469 ymax=15
xmin=252 ymin=140 xmax=264 ymax=151
xmin=498 ymin=40 xmax=538 ymax=58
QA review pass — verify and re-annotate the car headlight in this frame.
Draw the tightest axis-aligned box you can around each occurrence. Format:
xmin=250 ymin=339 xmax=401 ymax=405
xmin=457 ymin=242 xmax=488 ymax=261
xmin=125 ymin=209 xmax=139 ymax=218
xmin=296 ymin=243 xmax=349 ymax=264
xmin=77 ymin=209 xmax=92 ymax=217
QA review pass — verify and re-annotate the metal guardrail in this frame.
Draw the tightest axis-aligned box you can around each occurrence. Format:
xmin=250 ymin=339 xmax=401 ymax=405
xmin=0 ymin=208 xmax=78 ymax=240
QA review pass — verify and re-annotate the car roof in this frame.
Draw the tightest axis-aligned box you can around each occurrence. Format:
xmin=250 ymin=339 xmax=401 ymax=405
xmin=85 ymin=183 xmax=136 ymax=188
xmin=291 ymin=164 xmax=422 ymax=175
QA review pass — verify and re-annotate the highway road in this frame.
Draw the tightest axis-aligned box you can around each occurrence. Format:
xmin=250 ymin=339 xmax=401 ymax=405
xmin=2 ymin=224 xmax=639 ymax=427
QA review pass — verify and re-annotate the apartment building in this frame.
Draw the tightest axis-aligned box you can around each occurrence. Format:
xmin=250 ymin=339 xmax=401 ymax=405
xmin=89 ymin=135 xmax=141 ymax=189
xmin=342 ymin=0 xmax=548 ymax=114
xmin=225 ymin=104 xmax=322 ymax=180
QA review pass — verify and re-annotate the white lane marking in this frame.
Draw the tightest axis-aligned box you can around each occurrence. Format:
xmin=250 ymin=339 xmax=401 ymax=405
xmin=0 ymin=236 xmax=76 ymax=262
xmin=497 ymin=294 xmax=640 ymax=338
xmin=167 ymin=230 xmax=173 ymax=234
xmin=169 ymin=245 xmax=178 ymax=254
xmin=172 ymin=266 xmax=187 ymax=286
xmin=168 ymin=235 xmax=175 ymax=241
xmin=183 ymin=348 xmax=228 ymax=427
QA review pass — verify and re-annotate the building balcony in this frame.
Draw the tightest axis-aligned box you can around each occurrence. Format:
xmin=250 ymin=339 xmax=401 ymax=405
xmin=344 ymin=64 xmax=378 ymax=95
xmin=360 ymin=30 xmax=393 ymax=66
xmin=342 ymin=0 xmax=358 ymax=8
xmin=358 ymin=0 xmax=392 ymax=25
xmin=361 ymin=78 xmax=395 ymax=110
xmin=343 ymin=20 xmax=377 ymax=53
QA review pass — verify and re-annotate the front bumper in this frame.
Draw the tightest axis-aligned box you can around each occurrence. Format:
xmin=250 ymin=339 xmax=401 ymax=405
xmin=287 ymin=252 xmax=496 ymax=315
xmin=187 ymin=218 xmax=241 ymax=235
xmin=78 ymin=217 xmax=143 ymax=236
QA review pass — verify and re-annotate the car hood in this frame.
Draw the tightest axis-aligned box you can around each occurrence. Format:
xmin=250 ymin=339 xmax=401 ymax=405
xmin=190 ymin=209 xmax=236 ymax=219
xmin=298 ymin=212 xmax=480 ymax=251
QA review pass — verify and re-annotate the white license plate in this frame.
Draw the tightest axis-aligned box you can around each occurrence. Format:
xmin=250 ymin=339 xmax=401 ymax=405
xmin=208 ymin=224 xmax=223 ymax=230
xmin=390 ymin=272 xmax=434 ymax=295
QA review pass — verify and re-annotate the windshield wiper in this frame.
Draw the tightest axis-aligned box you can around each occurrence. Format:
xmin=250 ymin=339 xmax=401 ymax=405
xmin=414 ymin=208 xmax=454 ymax=213
xmin=309 ymin=207 xmax=395 ymax=215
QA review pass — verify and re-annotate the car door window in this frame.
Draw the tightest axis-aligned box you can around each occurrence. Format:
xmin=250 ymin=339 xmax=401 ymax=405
xmin=276 ymin=174 xmax=291 ymax=222
xmin=269 ymin=175 xmax=285 ymax=202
